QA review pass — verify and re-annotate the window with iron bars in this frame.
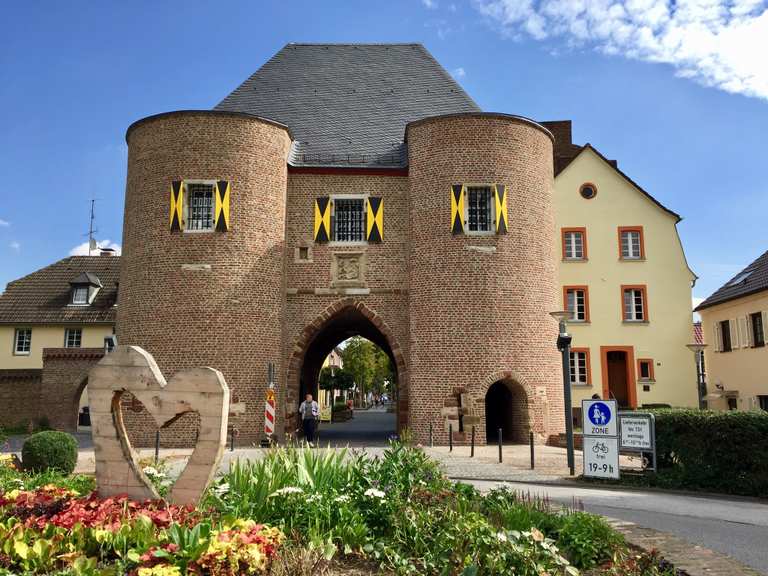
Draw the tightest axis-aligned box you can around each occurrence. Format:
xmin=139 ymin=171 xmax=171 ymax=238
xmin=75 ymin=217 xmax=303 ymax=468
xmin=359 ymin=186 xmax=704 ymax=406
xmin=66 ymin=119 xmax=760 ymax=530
xmin=466 ymin=186 xmax=494 ymax=233
xmin=186 ymin=183 xmax=215 ymax=231
xmin=332 ymin=198 xmax=366 ymax=242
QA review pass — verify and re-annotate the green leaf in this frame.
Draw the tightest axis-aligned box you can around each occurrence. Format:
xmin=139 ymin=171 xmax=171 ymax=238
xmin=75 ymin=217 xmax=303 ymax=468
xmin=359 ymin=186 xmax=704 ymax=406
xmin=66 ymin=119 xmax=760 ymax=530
xmin=13 ymin=540 xmax=28 ymax=560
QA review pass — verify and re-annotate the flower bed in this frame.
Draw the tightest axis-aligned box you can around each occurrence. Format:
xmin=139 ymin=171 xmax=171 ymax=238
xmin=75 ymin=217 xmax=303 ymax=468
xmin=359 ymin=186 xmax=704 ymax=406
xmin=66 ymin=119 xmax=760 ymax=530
xmin=0 ymin=441 xmax=680 ymax=575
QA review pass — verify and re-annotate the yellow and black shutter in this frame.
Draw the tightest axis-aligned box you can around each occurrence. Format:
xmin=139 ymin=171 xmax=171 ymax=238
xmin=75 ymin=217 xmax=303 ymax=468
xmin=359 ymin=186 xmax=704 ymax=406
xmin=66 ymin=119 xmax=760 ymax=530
xmin=366 ymin=197 xmax=383 ymax=242
xmin=170 ymin=180 xmax=184 ymax=232
xmin=314 ymin=197 xmax=331 ymax=242
xmin=214 ymin=180 xmax=231 ymax=232
xmin=494 ymin=184 xmax=508 ymax=234
xmin=451 ymin=184 xmax=465 ymax=235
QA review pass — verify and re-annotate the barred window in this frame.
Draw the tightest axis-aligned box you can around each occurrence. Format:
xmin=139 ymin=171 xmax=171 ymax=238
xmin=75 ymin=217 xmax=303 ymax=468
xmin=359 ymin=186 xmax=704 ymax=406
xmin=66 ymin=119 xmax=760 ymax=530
xmin=569 ymin=351 xmax=589 ymax=385
xmin=65 ymin=328 xmax=82 ymax=348
xmin=186 ymin=183 xmax=215 ymax=231
xmin=466 ymin=186 xmax=494 ymax=233
xmin=14 ymin=329 xmax=31 ymax=355
xmin=332 ymin=198 xmax=365 ymax=242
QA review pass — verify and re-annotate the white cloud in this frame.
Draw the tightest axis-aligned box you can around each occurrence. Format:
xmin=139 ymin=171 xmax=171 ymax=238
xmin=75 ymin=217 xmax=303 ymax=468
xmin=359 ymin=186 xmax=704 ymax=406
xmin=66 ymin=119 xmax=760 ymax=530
xmin=9 ymin=241 xmax=20 ymax=253
xmin=0 ymin=219 xmax=9 ymax=227
xmin=473 ymin=0 xmax=768 ymax=99
xmin=692 ymin=296 xmax=705 ymax=321
xmin=69 ymin=239 xmax=122 ymax=256
xmin=452 ymin=66 xmax=467 ymax=78
xmin=422 ymin=0 xmax=438 ymax=8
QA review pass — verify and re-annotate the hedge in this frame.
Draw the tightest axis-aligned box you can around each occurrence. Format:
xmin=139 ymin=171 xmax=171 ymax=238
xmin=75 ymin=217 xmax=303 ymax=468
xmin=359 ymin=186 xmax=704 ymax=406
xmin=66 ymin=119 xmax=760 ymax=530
xmin=22 ymin=430 xmax=78 ymax=475
xmin=650 ymin=409 xmax=768 ymax=496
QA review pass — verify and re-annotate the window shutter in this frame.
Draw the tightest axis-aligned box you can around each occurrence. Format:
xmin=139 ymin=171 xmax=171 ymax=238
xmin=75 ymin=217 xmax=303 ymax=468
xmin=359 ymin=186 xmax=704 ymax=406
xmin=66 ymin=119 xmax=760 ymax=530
xmin=713 ymin=322 xmax=721 ymax=352
xmin=451 ymin=185 xmax=465 ymax=235
xmin=366 ymin=197 xmax=383 ymax=242
xmin=731 ymin=319 xmax=740 ymax=348
xmin=214 ymin=180 xmax=231 ymax=232
xmin=494 ymin=184 xmax=508 ymax=234
xmin=170 ymin=180 xmax=184 ymax=232
xmin=314 ymin=197 xmax=331 ymax=243
xmin=743 ymin=315 xmax=753 ymax=348
xmin=763 ymin=312 xmax=768 ymax=338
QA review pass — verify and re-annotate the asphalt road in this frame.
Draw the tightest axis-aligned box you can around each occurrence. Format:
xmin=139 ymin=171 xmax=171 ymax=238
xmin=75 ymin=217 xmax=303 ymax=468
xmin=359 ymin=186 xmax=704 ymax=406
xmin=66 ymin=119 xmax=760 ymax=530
xmin=315 ymin=405 xmax=396 ymax=446
xmin=467 ymin=480 xmax=768 ymax=575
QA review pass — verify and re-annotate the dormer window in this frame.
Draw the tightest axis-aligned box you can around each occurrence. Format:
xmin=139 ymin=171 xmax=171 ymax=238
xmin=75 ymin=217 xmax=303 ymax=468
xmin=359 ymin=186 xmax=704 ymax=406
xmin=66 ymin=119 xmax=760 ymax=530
xmin=69 ymin=272 xmax=103 ymax=306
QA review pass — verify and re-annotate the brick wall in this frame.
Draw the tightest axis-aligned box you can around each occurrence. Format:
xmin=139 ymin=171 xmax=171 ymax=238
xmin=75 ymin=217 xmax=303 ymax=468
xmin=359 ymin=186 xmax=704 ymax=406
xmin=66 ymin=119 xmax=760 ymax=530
xmin=40 ymin=348 xmax=103 ymax=431
xmin=0 ymin=370 xmax=42 ymax=429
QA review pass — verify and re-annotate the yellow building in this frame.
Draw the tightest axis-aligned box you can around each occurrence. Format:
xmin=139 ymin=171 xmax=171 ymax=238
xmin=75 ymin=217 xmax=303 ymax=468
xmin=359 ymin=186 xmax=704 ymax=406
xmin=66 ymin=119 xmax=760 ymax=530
xmin=695 ymin=250 xmax=768 ymax=411
xmin=318 ymin=347 xmax=344 ymax=421
xmin=553 ymin=136 xmax=698 ymax=418
xmin=0 ymin=256 xmax=118 ymax=370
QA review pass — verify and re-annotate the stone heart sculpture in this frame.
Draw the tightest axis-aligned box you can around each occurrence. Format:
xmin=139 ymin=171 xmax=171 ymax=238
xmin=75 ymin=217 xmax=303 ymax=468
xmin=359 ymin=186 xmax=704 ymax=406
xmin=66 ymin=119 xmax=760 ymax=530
xmin=88 ymin=345 xmax=229 ymax=505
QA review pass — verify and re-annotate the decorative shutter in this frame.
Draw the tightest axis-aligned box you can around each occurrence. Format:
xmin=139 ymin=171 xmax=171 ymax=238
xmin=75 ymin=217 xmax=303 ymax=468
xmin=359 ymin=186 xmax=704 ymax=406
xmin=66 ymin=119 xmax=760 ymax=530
xmin=214 ymin=180 xmax=231 ymax=232
xmin=451 ymin=184 xmax=465 ymax=235
xmin=743 ymin=315 xmax=753 ymax=348
xmin=494 ymin=184 xmax=508 ymax=234
xmin=713 ymin=322 xmax=721 ymax=352
xmin=763 ymin=311 xmax=768 ymax=341
xmin=170 ymin=180 xmax=184 ymax=232
xmin=731 ymin=319 xmax=740 ymax=348
xmin=366 ymin=197 xmax=383 ymax=242
xmin=314 ymin=197 xmax=331 ymax=243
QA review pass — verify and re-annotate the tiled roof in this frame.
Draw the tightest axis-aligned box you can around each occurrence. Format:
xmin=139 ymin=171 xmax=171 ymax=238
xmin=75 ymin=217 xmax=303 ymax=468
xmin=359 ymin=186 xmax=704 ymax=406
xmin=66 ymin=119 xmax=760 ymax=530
xmin=0 ymin=256 xmax=119 ymax=325
xmin=695 ymin=249 xmax=768 ymax=311
xmin=215 ymin=43 xmax=480 ymax=168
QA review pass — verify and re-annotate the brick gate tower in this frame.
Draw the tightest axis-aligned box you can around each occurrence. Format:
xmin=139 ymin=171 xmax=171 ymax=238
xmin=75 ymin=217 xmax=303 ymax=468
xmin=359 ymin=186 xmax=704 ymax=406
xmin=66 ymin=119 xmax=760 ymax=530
xmin=117 ymin=44 xmax=564 ymax=446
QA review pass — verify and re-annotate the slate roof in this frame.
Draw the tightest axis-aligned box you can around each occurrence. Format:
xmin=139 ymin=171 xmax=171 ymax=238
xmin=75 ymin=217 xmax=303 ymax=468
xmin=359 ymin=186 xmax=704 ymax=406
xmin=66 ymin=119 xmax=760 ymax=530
xmin=695 ymin=250 xmax=768 ymax=311
xmin=0 ymin=256 xmax=119 ymax=325
xmin=215 ymin=43 xmax=480 ymax=168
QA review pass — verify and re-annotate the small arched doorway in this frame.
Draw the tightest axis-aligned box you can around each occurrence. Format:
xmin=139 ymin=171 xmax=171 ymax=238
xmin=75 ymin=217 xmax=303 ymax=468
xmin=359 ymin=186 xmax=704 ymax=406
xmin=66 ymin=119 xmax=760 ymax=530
xmin=485 ymin=380 xmax=529 ymax=443
xmin=290 ymin=303 xmax=405 ymax=445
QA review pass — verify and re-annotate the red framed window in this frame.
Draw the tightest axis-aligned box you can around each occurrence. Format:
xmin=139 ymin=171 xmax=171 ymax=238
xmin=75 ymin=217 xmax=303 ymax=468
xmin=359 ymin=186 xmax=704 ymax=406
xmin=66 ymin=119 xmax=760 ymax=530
xmin=622 ymin=285 xmax=648 ymax=322
xmin=562 ymin=227 xmax=588 ymax=260
xmin=564 ymin=286 xmax=590 ymax=323
xmin=619 ymin=226 xmax=645 ymax=260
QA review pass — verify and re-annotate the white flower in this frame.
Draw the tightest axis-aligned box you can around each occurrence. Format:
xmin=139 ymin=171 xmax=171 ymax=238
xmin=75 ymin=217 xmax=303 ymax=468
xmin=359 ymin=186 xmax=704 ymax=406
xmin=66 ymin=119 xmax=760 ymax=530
xmin=142 ymin=466 xmax=159 ymax=476
xmin=269 ymin=486 xmax=303 ymax=498
xmin=364 ymin=488 xmax=386 ymax=499
xmin=214 ymin=483 xmax=229 ymax=496
xmin=496 ymin=531 xmax=508 ymax=542
xmin=334 ymin=494 xmax=351 ymax=503
xmin=307 ymin=494 xmax=322 ymax=503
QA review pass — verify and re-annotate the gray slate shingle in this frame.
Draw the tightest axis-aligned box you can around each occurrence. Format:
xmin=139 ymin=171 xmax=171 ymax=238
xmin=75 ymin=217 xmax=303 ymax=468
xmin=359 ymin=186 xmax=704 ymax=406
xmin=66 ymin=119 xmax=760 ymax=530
xmin=696 ymin=249 xmax=768 ymax=311
xmin=215 ymin=43 xmax=480 ymax=168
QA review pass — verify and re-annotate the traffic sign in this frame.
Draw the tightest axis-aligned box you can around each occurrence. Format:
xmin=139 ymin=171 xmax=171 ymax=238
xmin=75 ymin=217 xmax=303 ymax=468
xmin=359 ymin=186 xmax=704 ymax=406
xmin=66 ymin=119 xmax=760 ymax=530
xmin=583 ymin=437 xmax=619 ymax=479
xmin=582 ymin=399 xmax=617 ymax=437
xmin=619 ymin=414 xmax=654 ymax=451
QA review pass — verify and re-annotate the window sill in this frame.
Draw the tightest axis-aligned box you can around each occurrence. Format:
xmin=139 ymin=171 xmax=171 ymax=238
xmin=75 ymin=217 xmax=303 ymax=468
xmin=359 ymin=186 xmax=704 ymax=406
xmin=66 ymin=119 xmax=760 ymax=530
xmin=752 ymin=343 xmax=766 ymax=349
xmin=638 ymin=378 xmax=656 ymax=384
xmin=619 ymin=257 xmax=646 ymax=262
xmin=183 ymin=229 xmax=215 ymax=234
xmin=571 ymin=383 xmax=592 ymax=387
xmin=327 ymin=241 xmax=368 ymax=247
xmin=13 ymin=352 xmax=30 ymax=356
xmin=569 ymin=320 xmax=590 ymax=325
xmin=623 ymin=320 xmax=649 ymax=325
xmin=562 ymin=258 xmax=588 ymax=262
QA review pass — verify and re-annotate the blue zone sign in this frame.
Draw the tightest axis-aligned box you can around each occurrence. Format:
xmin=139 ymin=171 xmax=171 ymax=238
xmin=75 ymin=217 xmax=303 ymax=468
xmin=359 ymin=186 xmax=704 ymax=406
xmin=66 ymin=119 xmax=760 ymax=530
xmin=582 ymin=400 xmax=618 ymax=437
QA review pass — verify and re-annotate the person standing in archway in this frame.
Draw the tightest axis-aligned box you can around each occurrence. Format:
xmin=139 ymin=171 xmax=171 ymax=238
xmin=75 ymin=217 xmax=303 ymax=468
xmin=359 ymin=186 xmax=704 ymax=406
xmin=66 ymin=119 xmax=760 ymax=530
xmin=299 ymin=393 xmax=319 ymax=446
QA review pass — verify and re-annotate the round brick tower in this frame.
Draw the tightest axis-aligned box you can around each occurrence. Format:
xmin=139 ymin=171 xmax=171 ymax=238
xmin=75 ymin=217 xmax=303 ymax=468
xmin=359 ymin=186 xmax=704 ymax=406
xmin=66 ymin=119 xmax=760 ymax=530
xmin=119 ymin=111 xmax=292 ymax=444
xmin=406 ymin=113 xmax=563 ymax=445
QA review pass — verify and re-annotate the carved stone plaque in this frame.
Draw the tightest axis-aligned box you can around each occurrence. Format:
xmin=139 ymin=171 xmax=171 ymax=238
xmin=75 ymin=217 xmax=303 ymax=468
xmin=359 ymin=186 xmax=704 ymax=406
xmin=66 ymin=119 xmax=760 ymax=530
xmin=88 ymin=346 xmax=229 ymax=505
xmin=331 ymin=252 xmax=366 ymax=287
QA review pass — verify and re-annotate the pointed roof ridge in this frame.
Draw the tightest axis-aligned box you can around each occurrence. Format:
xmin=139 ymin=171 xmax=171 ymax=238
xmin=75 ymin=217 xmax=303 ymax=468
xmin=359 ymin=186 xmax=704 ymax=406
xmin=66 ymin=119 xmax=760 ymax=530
xmin=696 ymin=249 xmax=768 ymax=311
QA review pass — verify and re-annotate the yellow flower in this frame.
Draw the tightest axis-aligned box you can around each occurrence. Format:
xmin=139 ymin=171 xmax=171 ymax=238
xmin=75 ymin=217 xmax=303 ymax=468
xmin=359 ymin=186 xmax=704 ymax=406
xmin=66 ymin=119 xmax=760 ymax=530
xmin=137 ymin=564 xmax=181 ymax=576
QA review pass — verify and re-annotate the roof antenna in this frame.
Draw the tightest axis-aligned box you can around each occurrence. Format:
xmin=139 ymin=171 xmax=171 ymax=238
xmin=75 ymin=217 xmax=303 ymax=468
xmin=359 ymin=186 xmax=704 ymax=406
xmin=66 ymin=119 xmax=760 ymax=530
xmin=87 ymin=199 xmax=99 ymax=255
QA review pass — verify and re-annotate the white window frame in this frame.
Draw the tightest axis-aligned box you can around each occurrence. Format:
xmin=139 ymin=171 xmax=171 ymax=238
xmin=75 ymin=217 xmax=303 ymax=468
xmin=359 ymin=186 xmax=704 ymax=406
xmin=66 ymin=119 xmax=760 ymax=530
xmin=70 ymin=285 xmax=89 ymax=306
xmin=564 ymin=231 xmax=584 ymax=260
xmin=621 ymin=230 xmax=642 ymax=260
xmin=566 ymin=288 xmax=587 ymax=322
xmin=623 ymin=288 xmax=646 ymax=322
xmin=463 ymin=185 xmax=496 ymax=236
xmin=184 ymin=180 xmax=217 ymax=233
xmin=64 ymin=328 xmax=83 ymax=349
xmin=329 ymin=194 xmax=369 ymax=246
xmin=569 ymin=351 xmax=589 ymax=385
xmin=13 ymin=328 xmax=31 ymax=356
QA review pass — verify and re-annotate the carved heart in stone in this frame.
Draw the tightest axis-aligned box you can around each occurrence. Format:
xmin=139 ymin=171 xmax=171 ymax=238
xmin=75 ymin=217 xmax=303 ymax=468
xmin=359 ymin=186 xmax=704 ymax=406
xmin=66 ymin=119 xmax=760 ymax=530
xmin=88 ymin=346 xmax=229 ymax=505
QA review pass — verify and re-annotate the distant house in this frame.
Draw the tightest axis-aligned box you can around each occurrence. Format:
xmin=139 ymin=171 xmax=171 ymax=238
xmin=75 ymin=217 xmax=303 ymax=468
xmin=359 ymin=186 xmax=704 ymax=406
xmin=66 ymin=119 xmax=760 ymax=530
xmin=695 ymin=250 xmax=768 ymax=411
xmin=0 ymin=255 xmax=118 ymax=368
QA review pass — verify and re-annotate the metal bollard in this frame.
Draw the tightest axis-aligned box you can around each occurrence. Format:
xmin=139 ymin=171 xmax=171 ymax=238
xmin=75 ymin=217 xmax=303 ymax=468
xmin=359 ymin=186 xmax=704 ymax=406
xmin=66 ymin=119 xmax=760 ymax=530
xmin=429 ymin=422 xmax=433 ymax=448
xmin=530 ymin=431 xmax=535 ymax=470
xmin=449 ymin=423 xmax=453 ymax=452
xmin=154 ymin=431 xmax=160 ymax=465
xmin=498 ymin=427 xmax=503 ymax=463
xmin=471 ymin=426 xmax=475 ymax=457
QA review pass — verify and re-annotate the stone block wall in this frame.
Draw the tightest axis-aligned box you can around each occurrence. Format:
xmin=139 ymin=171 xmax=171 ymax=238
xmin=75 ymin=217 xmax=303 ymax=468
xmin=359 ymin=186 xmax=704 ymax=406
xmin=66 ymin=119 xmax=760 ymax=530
xmin=0 ymin=370 xmax=42 ymax=429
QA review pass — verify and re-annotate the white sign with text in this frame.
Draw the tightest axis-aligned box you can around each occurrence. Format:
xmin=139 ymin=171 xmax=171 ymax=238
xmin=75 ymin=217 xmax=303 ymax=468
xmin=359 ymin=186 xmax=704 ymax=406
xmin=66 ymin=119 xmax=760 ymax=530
xmin=619 ymin=415 xmax=653 ymax=451
xmin=583 ymin=436 xmax=620 ymax=479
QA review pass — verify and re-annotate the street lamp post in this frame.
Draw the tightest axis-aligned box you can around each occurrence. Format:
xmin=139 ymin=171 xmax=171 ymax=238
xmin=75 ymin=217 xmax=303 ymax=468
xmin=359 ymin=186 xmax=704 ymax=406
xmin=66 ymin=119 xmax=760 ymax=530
xmin=550 ymin=310 xmax=575 ymax=476
xmin=686 ymin=343 xmax=708 ymax=409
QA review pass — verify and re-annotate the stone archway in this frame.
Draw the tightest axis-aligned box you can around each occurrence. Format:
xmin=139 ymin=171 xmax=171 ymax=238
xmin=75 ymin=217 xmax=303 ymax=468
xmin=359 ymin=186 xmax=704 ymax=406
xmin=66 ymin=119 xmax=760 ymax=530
xmin=479 ymin=370 xmax=537 ymax=444
xmin=285 ymin=299 xmax=408 ymax=436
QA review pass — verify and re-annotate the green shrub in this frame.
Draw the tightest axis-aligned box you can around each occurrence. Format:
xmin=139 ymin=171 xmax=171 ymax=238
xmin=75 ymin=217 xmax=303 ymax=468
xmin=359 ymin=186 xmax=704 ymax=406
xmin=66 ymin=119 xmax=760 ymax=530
xmin=557 ymin=511 xmax=624 ymax=569
xmin=21 ymin=430 xmax=78 ymax=475
xmin=650 ymin=409 xmax=768 ymax=496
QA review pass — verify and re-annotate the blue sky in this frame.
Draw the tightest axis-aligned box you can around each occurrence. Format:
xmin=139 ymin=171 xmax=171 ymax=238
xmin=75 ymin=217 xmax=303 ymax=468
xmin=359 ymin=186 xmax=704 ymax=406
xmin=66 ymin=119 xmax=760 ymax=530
xmin=1 ymin=1 xmax=766 ymax=307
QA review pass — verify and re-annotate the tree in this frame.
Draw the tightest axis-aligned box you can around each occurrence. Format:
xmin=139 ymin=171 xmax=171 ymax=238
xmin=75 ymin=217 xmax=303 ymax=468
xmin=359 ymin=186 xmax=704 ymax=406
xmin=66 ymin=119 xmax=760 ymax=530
xmin=318 ymin=366 xmax=354 ymax=390
xmin=341 ymin=337 xmax=395 ymax=400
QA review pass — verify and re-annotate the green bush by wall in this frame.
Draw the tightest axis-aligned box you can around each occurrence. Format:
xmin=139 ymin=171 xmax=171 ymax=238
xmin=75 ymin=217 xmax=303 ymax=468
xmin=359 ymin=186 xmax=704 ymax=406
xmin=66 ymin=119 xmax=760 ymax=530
xmin=21 ymin=430 xmax=78 ymax=475
xmin=651 ymin=409 xmax=768 ymax=496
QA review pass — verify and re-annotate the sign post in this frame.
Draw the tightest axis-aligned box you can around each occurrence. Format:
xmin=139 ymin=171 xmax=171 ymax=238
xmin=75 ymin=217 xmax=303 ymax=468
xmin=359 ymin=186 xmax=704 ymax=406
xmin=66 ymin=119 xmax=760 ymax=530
xmin=263 ymin=362 xmax=276 ymax=443
xmin=581 ymin=399 xmax=620 ymax=479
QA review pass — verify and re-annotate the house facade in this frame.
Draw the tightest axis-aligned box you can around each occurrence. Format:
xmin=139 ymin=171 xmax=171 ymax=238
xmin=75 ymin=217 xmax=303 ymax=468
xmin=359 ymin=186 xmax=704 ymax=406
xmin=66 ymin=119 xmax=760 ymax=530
xmin=696 ymin=250 xmax=768 ymax=411
xmin=552 ymin=139 xmax=699 ymax=418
